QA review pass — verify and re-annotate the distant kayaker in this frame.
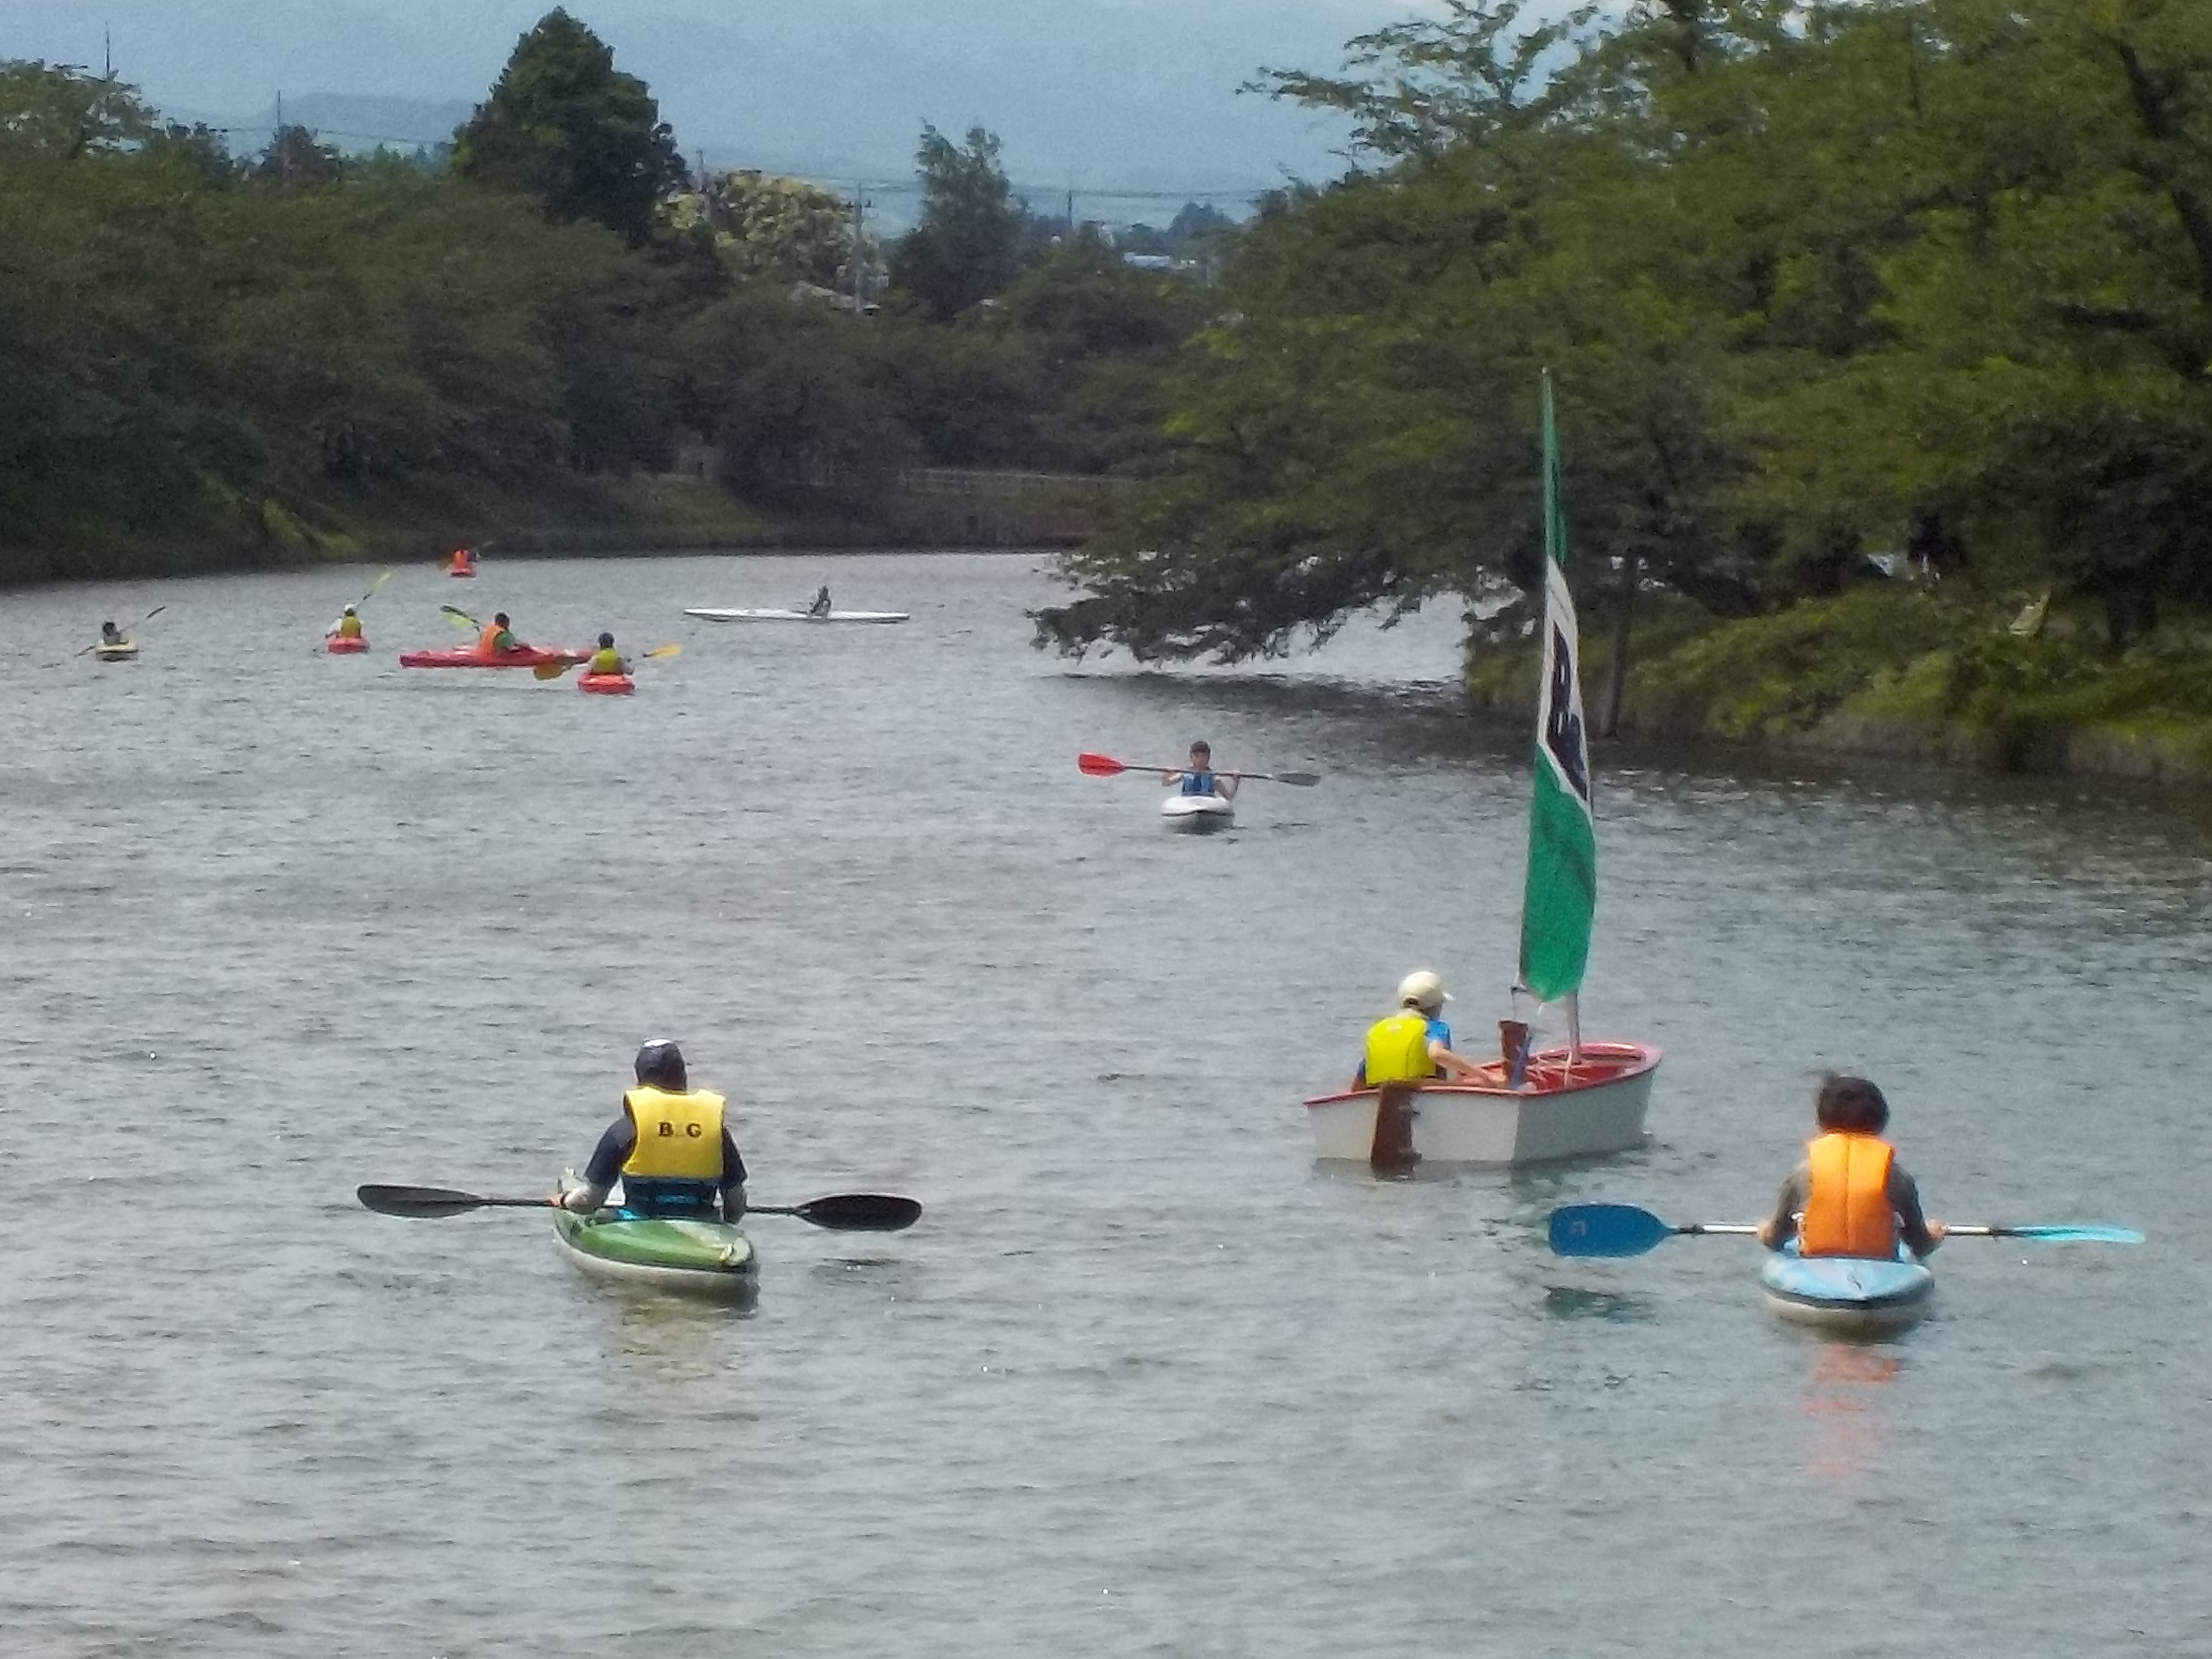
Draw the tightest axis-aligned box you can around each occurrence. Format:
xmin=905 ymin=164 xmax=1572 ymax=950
xmin=585 ymin=631 xmax=629 ymax=676
xmin=1352 ymin=970 xmax=1485 ymax=1088
xmin=555 ymin=1040 xmax=748 ymax=1222
xmin=1163 ymin=740 xmax=1238 ymax=801
xmin=99 ymin=620 xmax=126 ymax=647
xmin=476 ymin=612 xmax=518 ymax=655
xmin=329 ymin=606 xmax=364 ymax=640
xmin=1758 ymin=1074 xmax=1946 ymax=1259
xmin=808 ymin=585 xmax=833 ymax=617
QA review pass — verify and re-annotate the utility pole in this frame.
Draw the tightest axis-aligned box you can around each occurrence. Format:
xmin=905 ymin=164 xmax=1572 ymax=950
xmin=276 ymin=90 xmax=289 ymax=190
xmin=103 ymin=26 xmax=113 ymax=80
xmin=851 ymin=184 xmax=867 ymax=313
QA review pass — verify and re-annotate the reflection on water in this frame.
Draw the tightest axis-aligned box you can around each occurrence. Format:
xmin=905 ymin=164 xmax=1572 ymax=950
xmin=1541 ymin=1284 xmax=1655 ymax=1321
xmin=1799 ymin=1346 xmax=1905 ymax=1481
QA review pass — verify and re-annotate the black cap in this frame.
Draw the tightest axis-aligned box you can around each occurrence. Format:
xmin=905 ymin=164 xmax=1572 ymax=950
xmin=598 ymin=632 xmax=615 ymax=648
xmin=634 ymin=1038 xmax=687 ymax=1091
xmin=493 ymin=612 xmax=509 ymax=626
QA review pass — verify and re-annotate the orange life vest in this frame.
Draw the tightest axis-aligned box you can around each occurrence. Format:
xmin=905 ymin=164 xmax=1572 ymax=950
xmin=1799 ymin=1132 xmax=1897 ymax=1258
xmin=476 ymin=622 xmax=506 ymax=653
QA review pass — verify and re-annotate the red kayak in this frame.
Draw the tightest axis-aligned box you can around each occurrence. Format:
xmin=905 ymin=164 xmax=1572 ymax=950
xmin=448 ymin=568 xmax=476 ymax=579
xmin=326 ymin=636 xmax=370 ymax=655
xmin=397 ymin=646 xmax=584 ymax=669
xmin=578 ymin=674 xmax=634 ymax=696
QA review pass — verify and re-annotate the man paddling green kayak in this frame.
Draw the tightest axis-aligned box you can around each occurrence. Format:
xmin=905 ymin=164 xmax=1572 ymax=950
xmin=555 ymin=1039 xmax=748 ymax=1221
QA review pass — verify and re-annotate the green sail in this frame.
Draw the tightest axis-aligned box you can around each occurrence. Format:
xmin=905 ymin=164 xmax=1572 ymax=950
xmin=1517 ymin=374 xmax=1597 ymax=1004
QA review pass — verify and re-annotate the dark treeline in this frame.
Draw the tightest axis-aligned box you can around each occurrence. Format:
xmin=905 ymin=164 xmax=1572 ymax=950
xmin=0 ymin=10 xmax=1219 ymax=579
xmin=1038 ymin=0 xmax=2212 ymax=708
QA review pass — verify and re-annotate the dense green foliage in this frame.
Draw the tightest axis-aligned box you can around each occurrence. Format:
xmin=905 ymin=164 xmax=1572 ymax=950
xmin=0 ymin=16 xmax=1214 ymax=582
xmin=889 ymin=126 xmax=1024 ymax=322
xmin=451 ymin=9 xmax=684 ymax=246
xmin=1036 ymin=0 xmax=2212 ymax=678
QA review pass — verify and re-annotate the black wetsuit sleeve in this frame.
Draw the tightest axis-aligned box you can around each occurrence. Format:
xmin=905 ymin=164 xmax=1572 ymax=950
xmin=719 ymin=1128 xmax=747 ymax=1189
xmin=1765 ymin=1164 xmax=1810 ymax=1246
xmin=583 ymin=1118 xmax=635 ymax=1188
xmin=1889 ymin=1164 xmax=1940 ymax=1256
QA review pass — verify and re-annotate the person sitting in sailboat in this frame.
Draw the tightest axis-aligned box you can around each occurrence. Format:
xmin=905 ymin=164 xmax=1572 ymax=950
xmin=808 ymin=585 xmax=833 ymax=617
xmin=1351 ymin=971 xmax=1485 ymax=1088
xmin=1163 ymin=740 xmax=1237 ymax=801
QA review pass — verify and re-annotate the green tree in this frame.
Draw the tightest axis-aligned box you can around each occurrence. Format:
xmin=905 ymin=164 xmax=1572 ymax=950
xmin=451 ymin=9 xmax=683 ymax=246
xmin=249 ymin=125 xmax=345 ymax=189
xmin=0 ymin=60 xmax=156 ymax=158
xmin=889 ymin=124 xmax=1020 ymax=320
xmin=671 ymin=170 xmax=864 ymax=288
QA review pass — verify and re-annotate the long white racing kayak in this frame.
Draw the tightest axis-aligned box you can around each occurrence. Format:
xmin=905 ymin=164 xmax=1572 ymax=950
xmin=1160 ymin=793 xmax=1235 ymax=833
xmin=684 ymin=607 xmax=910 ymax=624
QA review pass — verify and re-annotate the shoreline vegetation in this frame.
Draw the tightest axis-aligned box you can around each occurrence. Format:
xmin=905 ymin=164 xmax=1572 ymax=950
xmin=0 ymin=470 xmax=1127 ymax=586
xmin=1030 ymin=2 xmax=2212 ymax=795
xmin=1468 ymin=586 xmax=2212 ymax=789
xmin=1 ymin=14 xmax=1205 ymax=588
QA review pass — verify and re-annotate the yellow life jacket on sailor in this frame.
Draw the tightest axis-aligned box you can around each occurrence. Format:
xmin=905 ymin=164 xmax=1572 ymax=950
xmin=1799 ymin=1131 xmax=1898 ymax=1258
xmin=337 ymin=614 xmax=363 ymax=638
xmin=1363 ymin=1012 xmax=1437 ymax=1086
xmin=621 ymin=1086 xmax=727 ymax=1181
xmin=588 ymin=647 xmax=623 ymax=675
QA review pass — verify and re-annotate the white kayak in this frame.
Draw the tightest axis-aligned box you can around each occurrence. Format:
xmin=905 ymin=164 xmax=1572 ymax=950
xmin=684 ymin=607 xmax=910 ymax=624
xmin=1160 ymin=793 xmax=1235 ymax=832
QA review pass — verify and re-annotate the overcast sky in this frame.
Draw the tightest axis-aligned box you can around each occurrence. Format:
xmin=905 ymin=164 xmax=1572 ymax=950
xmin=6 ymin=1 xmax=1459 ymax=197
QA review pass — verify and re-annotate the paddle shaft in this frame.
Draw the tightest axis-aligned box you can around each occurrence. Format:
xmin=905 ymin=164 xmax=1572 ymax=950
xmin=1078 ymin=752 xmax=1320 ymax=786
xmin=1548 ymin=1202 xmax=2141 ymax=1258
xmin=358 ymin=1184 xmax=918 ymax=1231
xmin=535 ymin=644 xmax=681 ymax=680
xmin=71 ymin=604 xmax=167 ymax=660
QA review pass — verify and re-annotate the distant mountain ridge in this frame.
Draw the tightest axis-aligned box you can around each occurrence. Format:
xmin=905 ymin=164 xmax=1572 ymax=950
xmin=5 ymin=0 xmax=1366 ymax=194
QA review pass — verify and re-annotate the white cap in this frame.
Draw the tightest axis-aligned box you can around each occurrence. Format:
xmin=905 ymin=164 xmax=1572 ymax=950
xmin=1397 ymin=970 xmax=1450 ymax=1011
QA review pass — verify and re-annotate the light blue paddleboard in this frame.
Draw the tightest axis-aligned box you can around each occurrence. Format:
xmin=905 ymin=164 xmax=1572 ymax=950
xmin=1761 ymin=1244 xmax=1933 ymax=1336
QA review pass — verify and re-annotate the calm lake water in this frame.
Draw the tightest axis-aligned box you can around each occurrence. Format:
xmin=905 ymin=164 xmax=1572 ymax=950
xmin=2 ymin=552 xmax=2207 ymax=1657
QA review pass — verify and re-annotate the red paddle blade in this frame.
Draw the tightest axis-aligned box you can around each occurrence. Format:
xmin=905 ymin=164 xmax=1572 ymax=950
xmin=1077 ymin=752 xmax=1127 ymax=777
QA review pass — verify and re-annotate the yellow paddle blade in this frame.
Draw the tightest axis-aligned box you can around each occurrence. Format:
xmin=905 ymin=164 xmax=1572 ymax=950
xmin=641 ymin=643 xmax=682 ymax=660
xmin=532 ymin=660 xmax=574 ymax=680
xmin=441 ymin=606 xmax=479 ymax=630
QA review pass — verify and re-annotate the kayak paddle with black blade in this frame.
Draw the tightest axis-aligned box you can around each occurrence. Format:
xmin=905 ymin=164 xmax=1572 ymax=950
xmin=358 ymin=1184 xmax=921 ymax=1232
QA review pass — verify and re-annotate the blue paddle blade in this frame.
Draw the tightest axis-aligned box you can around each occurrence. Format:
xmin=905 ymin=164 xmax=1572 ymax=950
xmin=2002 ymin=1225 xmax=2144 ymax=1244
xmin=1548 ymin=1203 xmax=1674 ymax=1258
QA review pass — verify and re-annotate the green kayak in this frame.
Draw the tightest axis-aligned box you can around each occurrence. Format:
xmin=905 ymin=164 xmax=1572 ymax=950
xmin=551 ymin=1206 xmax=758 ymax=1299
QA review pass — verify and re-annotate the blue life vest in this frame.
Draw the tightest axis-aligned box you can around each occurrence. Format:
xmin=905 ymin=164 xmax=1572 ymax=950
xmin=1180 ymin=770 xmax=1218 ymax=796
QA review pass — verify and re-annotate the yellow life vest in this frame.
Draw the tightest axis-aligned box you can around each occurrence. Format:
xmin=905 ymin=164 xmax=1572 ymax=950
xmin=1363 ymin=1012 xmax=1436 ymax=1086
xmin=337 ymin=615 xmax=363 ymax=638
xmin=1800 ymin=1132 xmax=1897 ymax=1258
xmin=588 ymin=647 xmax=622 ymax=674
xmin=621 ymin=1087 xmax=727 ymax=1181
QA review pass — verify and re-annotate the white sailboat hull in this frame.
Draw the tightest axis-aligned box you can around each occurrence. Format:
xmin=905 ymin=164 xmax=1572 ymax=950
xmin=1304 ymin=1042 xmax=1660 ymax=1166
